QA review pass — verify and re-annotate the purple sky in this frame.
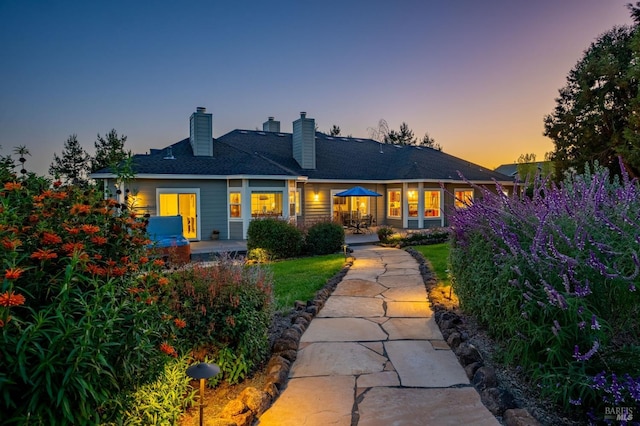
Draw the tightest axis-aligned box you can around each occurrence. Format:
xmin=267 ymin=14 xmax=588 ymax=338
xmin=0 ymin=1 xmax=634 ymax=176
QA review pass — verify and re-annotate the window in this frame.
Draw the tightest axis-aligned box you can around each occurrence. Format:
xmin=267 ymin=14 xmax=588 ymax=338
xmin=289 ymin=189 xmax=300 ymax=216
xmin=387 ymin=190 xmax=401 ymax=218
xmin=454 ymin=189 xmax=474 ymax=209
xmin=407 ymin=190 xmax=418 ymax=217
xmin=229 ymin=192 xmax=241 ymax=218
xmin=157 ymin=189 xmax=198 ymax=239
xmin=251 ymin=192 xmax=283 ymax=217
xmin=424 ymin=190 xmax=441 ymax=217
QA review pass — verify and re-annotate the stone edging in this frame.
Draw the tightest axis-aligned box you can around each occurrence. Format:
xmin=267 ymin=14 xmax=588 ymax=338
xmin=212 ymin=260 xmax=353 ymax=426
xmin=405 ymin=247 xmax=542 ymax=426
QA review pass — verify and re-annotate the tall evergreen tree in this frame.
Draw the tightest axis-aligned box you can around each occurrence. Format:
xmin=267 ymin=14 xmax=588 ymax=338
xmin=385 ymin=122 xmax=416 ymax=145
xmin=92 ymin=129 xmax=130 ymax=173
xmin=544 ymin=3 xmax=640 ymax=178
xmin=328 ymin=125 xmax=341 ymax=136
xmin=419 ymin=132 xmax=443 ymax=151
xmin=49 ymin=134 xmax=91 ymax=185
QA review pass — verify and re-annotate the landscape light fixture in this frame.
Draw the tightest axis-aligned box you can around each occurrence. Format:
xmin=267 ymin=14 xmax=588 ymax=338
xmin=186 ymin=362 xmax=221 ymax=426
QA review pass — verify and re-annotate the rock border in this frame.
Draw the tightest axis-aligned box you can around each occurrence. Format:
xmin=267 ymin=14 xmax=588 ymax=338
xmin=212 ymin=260 xmax=353 ymax=426
xmin=405 ymin=247 xmax=542 ymax=426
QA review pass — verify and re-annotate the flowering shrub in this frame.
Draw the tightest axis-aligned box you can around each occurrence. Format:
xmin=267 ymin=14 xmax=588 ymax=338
xmin=161 ymin=256 xmax=274 ymax=384
xmin=0 ymin=169 xmax=181 ymax=424
xmin=449 ymin=163 xmax=640 ymax=416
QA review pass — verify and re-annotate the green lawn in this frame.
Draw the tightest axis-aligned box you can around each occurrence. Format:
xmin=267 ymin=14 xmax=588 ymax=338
xmin=268 ymin=254 xmax=345 ymax=311
xmin=413 ymin=243 xmax=451 ymax=287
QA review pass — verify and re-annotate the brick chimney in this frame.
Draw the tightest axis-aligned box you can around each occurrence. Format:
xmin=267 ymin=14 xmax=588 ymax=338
xmin=292 ymin=112 xmax=315 ymax=169
xmin=189 ymin=107 xmax=213 ymax=156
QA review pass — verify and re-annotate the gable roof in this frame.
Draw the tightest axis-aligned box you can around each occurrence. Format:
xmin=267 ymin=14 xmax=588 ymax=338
xmin=93 ymin=130 xmax=511 ymax=183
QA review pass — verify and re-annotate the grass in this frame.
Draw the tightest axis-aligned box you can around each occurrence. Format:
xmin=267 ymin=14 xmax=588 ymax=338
xmin=413 ymin=243 xmax=451 ymax=287
xmin=268 ymin=254 xmax=346 ymax=311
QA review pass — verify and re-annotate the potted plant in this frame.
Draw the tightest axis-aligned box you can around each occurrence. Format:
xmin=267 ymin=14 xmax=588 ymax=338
xmin=211 ymin=229 xmax=220 ymax=240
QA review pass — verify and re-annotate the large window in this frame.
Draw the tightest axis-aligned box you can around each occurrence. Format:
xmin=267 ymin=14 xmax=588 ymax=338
xmin=424 ymin=190 xmax=441 ymax=217
xmin=407 ymin=190 xmax=419 ymax=217
xmin=229 ymin=192 xmax=241 ymax=218
xmin=454 ymin=189 xmax=474 ymax=209
xmin=387 ymin=190 xmax=401 ymax=218
xmin=251 ymin=192 xmax=283 ymax=217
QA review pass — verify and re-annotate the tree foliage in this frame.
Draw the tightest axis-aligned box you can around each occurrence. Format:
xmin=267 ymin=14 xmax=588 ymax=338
xmin=49 ymin=134 xmax=91 ymax=185
xmin=544 ymin=4 xmax=640 ymax=179
xmin=92 ymin=129 xmax=130 ymax=173
xmin=328 ymin=124 xmax=341 ymax=136
xmin=368 ymin=119 xmax=442 ymax=150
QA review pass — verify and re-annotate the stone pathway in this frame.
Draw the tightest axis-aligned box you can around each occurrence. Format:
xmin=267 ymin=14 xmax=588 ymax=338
xmin=257 ymin=246 xmax=499 ymax=426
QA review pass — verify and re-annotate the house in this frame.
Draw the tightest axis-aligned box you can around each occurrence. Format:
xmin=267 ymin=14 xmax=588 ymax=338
xmin=494 ymin=161 xmax=554 ymax=182
xmin=91 ymin=107 xmax=513 ymax=241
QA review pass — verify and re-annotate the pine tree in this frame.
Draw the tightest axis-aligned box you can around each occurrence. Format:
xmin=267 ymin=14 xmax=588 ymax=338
xmin=92 ymin=129 xmax=130 ymax=173
xmin=49 ymin=134 xmax=91 ymax=185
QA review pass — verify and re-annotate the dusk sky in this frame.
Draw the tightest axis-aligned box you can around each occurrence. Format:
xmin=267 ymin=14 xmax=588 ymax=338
xmin=0 ymin=1 xmax=635 ymax=177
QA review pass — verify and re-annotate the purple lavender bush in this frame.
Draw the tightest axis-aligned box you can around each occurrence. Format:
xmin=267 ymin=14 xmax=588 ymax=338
xmin=449 ymin=162 xmax=640 ymax=416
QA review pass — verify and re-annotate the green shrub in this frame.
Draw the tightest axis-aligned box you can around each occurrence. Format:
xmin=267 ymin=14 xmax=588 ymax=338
xmin=402 ymin=228 xmax=450 ymax=245
xmin=305 ymin=221 xmax=345 ymax=255
xmin=0 ymin=173 xmax=179 ymax=424
xmin=161 ymin=256 xmax=274 ymax=384
xmin=376 ymin=226 xmax=394 ymax=242
xmin=111 ymin=356 xmax=198 ymax=426
xmin=247 ymin=218 xmax=303 ymax=259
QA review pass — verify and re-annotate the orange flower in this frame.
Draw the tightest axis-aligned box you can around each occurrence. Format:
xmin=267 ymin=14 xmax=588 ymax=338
xmin=80 ymin=224 xmax=100 ymax=234
xmin=86 ymin=264 xmax=106 ymax=276
xmin=61 ymin=242 xmax=84 ymax=254
xmin=64 ymin=226 xmax=81 ymax=235
xmin=108 ymin=266 xmax=127 ymax=277
xmin=139 ymin=256 xmax=149 ymax=264
xmin=30 ymin=249 xmax=58 ymax=261
xmin=93 ymin=254 xmax=103 ymax=260
xmin=3 ymin=182 xmax=22 ymax=191
xmin=153 ymin=259 xmax=165 ymax=267
xmin=159 ymin=342 xmax=177 ymax=357
xmin=173 ymin=318 xmax=187 ymax=329
xmin=2 ymin=238 xmax=22 ymax=251
xmin=42 ymin=232 xmax=62 ymax=245
xmin=70 ymin=204 xmax=91 ymax=215
xmin=4 ymin=268 xmax=24 ymax=280
xmin=53 ymin=180 xmax=62 ymax=188
xmin=158 ymin=277 xmax=170 ymax=286
xmin=0 ymin=291 xmax=26 ymax=307
xmin=52 ymin=191 xmax=68 ymax=200
xmin=90 ymin=236 xmax=108 ymax=245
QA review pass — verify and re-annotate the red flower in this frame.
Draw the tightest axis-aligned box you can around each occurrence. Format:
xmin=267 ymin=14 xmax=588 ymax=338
xmin=64 ymin=226 xmax=81 ymax=235
xmin=70 ymin=204 xmax=91 ymax=215
xmin=80 ymin=224 xmax=100 ymax=234
xmin=30 ymin=249 xmax=58 ymax=261
xmin=3 ymin=182 xmax=22 ymax=191
xmin=86 ymin=264 xmax=106 ymax=276
xmin=2 ymin=238 xmax=22 ymax=251
xmin=62 ymin=242 xmax=85 ymax=254
xmin=173 ymin=318 xmax=187 ymax=329
xmin=4 ymin=268 xmax=24 ymax=280
xmin=53 ymin=180 xmax=62 ymax=188
xmin=90 ymin=236 xmax=108 ymax=245
xmin=0 ymin=291 xmax=26 ymax=307
xmin=42 ymin=232 xmax=62 ymax=245
xmin=159 ymin=342 xmax=177 ymax=357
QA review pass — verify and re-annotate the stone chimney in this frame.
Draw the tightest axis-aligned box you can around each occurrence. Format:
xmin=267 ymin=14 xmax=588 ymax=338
xmin=263 ymin=116 xmax=280 ymax=132
xmin=189 ymin=107 xmax=213 ymax=156
xmin=292 ymin=112 xmax=315 ymax=169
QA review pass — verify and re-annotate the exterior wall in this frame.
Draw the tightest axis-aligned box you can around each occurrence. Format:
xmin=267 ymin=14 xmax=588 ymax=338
xmin=126 ymin=178 xmax=227 ymax=240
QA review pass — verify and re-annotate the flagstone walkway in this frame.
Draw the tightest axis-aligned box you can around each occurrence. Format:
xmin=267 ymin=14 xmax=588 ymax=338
xmin=257 ymin=246 xmax=499 ymax=426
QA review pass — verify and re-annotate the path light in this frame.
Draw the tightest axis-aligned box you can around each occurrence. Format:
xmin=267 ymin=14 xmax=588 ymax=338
xmin=186 ymin=362 xmax=220 ymax=426
xmin=342 ymin=244 xmax=350 ymax=261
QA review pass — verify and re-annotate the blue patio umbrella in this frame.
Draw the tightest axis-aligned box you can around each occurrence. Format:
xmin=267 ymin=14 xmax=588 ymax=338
xmin=335 ymin=186 xmax=382 ymax=229
xmin=335 ymin=186 xmax=382 ymax=197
